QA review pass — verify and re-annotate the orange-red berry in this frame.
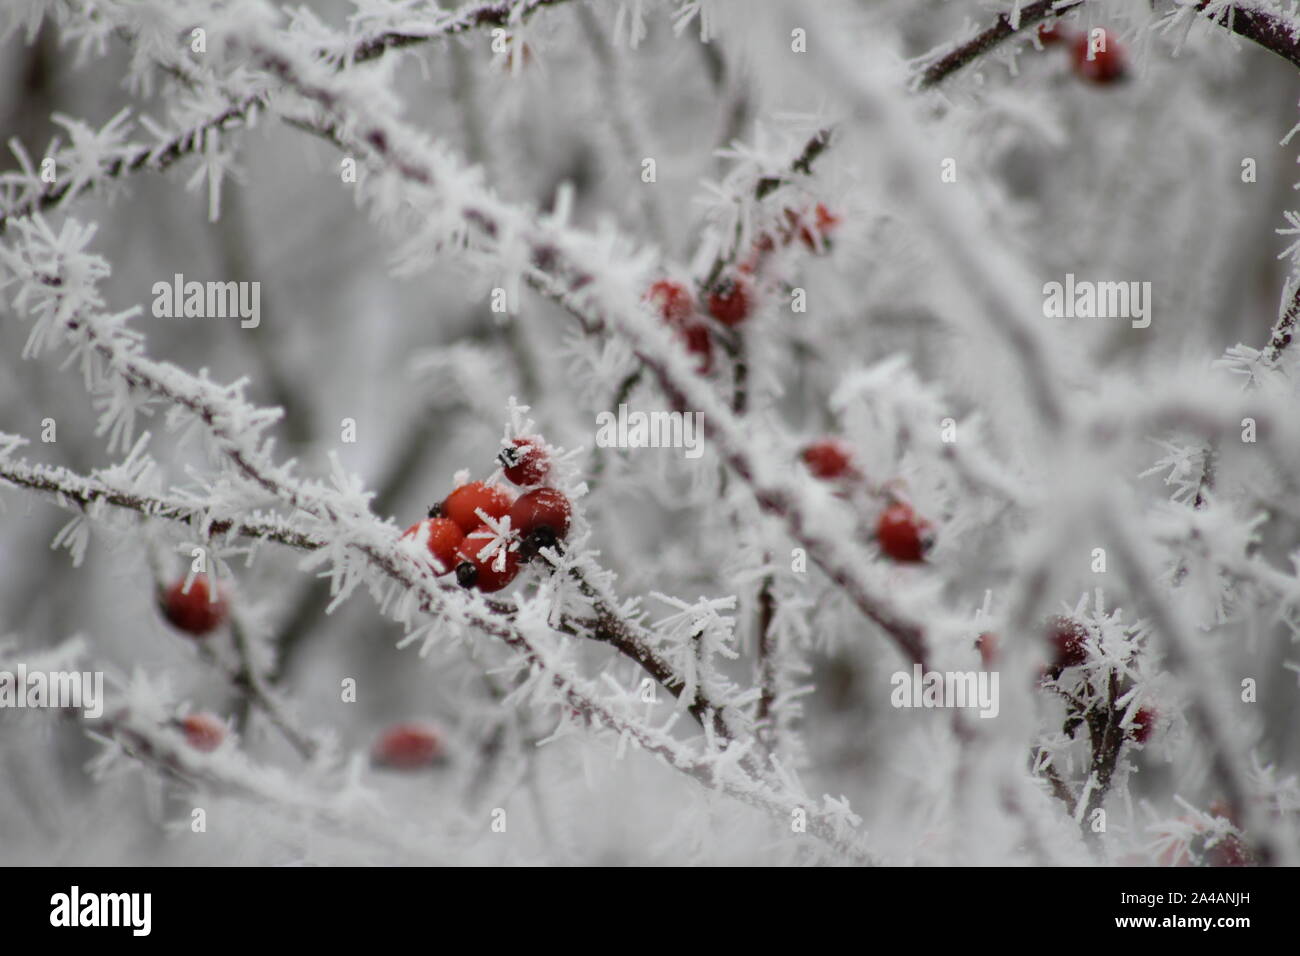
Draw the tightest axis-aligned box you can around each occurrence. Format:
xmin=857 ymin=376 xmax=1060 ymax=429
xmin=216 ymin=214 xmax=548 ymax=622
xmin=442 ymin=481 xmax=512 ymax=535
xmin=707 ymin=276 xmax=752 ymax=327
xmin=1046 ymin=615 xmax=1089 ymax=668
xmin=401 ymin=517 xmax=465 ymax=574
xmin=455 ymin=526 xmax=522 ymax=592
xmin=801 ymin=439 xmax=856 ymax=480
xmin=1071 ymin=29 xmax=1126 ymax=85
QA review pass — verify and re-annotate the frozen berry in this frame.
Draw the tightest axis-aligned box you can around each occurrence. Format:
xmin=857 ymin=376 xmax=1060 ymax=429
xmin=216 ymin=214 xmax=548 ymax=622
xmin=1071 ymin=30 xmax=1126 ymax=85
xmin=161 ymin=576 xmax=228 ymax=637
xmin=499 ymin=437 xmax=550 ymax=486
xmin=1206 ymin=834 xmax=1253 ymax=867
xmin=510 ymin=487 xmax=573 ymax=559
xmin=707 ymin=277 xmax=752 ymax=327
xmin=1046 ymin=615 xmax=1089 ymax=668
xmin=787 ymin=203 xmax=840 ymax=251
xmin=678 ymin=320 xmax=714 ymax=374
xmin=401 ymin=517 xmax=464 ymax=574
xmin=645 ymin=280 xmax=694 ymax=325
xmin=181 ymin=713 xmax=225 ymax=752
xmin=976 ymin=632 xmax=998 ymax=669
xmin=801 ymin=439 xmax=856 ymax=480
xmin=372 ymin=721 xmax=444 ymax=769
xmin=1129 ymin=706 xmax=1157 ymax=744
xmin=875 ymin=502 xmax=933 ymax=563
xmin=455 ymin=526 xmax=522 ymax=592
xmin=1037 ymin=21 xmax=1070 ymax=46
xmin=442 ymin=481 xmax=512 ymax=535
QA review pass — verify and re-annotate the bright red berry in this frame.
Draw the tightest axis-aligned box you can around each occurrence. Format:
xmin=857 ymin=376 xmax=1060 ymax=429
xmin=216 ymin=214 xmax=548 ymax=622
xmin=510 ymin=487 xmax=573 ymax=560
xmin=499 ymin=437 xmax=550 ymax=486
xmin=976 ymin=632 xmax=998 ymax=669
xmin=401 ymin=517 xmax=464 ymax=574
xmin=442 ymin=481 xmax=512 ymax=535
xmin=1130 ymin=706 xmax=1157 ymax=744
xmin=181 ymin=713 xmax=225 ymax=752
xmin=1071 ymin=29 xmax=1126 ymax=85
xmin=372 ymin=721 xmax=444 ymax=769
xmin=645 ymin=280 xmax=694 ymax=325
xmin=875 ymin=502 xmax=933 ymax=563
xmin=1046 ymin=615 xmax=1089 ymax=668
xmin=707 ymin=276 xmax=752 ymax=327
xmin=801 ymin=438 xmax=856 ymax=480
xmin=455 ymin=526 xmax=522 ymax=592
xmin=161 ymin=576 xmax=228 ymax=637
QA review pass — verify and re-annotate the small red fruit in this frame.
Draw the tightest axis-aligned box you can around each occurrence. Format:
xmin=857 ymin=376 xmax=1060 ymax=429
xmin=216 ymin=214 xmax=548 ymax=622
xmin=976 ymin=632 xmax=998 ymax=669
xmin=455 ymin=526 xmax=522 ymax=592
xmin=801 ymin=439 xmax=856 ymax=480
xmin=707 ymin=276 xmax=752 ymax=327
xmin=678 ymin=320 xmax=714 ymax=374
xmin=1037 ymin=21 xmax=1070 ymax=46
xmin=401 ymin=517 xmax=464 ymax=573
xmin=1129 ymin=706 xmax=1157 ymax=744
xmin=1071 ymin=29 xmax=1126 ymax=85
xmin=442 ymin=481 xmax=512 ymax=534
xmin=372 ymin=721 xmax=444 ymax=769
xmin=1046 ymin=615 xmax=1089 ymax=668
xmin=161 ymin=576 xmax=228 ymax=637
xmin=645 ymin=280 xmax=694 ymax=325
xmin=499 ymin=437 xmax=550 ymax=486
xmin=510 ymin=487 xmax=574 ymax=560
xmin=181 ymin=713 xmax=225 ymax=752
xmin=1206 ymin=834 xmax=1253 ymax=867
xmin=787 ymin=203 xmax=840 ymax=251
xmin=875 ymin=502 xmax=933 ymax=563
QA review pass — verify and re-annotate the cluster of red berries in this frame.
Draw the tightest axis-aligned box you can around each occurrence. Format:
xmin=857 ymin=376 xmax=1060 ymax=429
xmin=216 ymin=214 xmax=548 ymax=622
xmin=160 ymin=575 xmax=229 ymax=638
xmin=401 ymin=438 xmax=574 ymax=594
xmin=371 ymin=721 xmax=444 ymax=770
xmin=1039 ymin=22 xmax=1127 ymax=85
xmin=644 ymin=204 xmax=840 ymax=369
xmin=799 ymin=437 xmax=935 ymax=563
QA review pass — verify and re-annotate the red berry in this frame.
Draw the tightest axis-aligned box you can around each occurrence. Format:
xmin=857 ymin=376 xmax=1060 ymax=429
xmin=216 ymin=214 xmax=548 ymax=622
xmin=510 ymin=487 xmax=574 ymax=560
xmin=1046 ymin=615 xmax=1089 ymax=668
xmin=499 ymin=437 xmax=550 ymax=486
xmin=1206 ymin=834 xmax=1253 ymax=867
xmin=455 ymin=526 xmax=522 ymax=593
xmin=801 ymin=438 xmax=856 ymax=480
xmin=707 ymin=277 xmax=752 ymax=327
xmin=1071 ymin=30 xmax=1126 ymax=85
xmin=161 ymin=576 xmax=228 ymax=637
xmin=1037 ymin=21 xmax=1070 ymax=46
xmin=976 ymin=632 xmax=998 ymax=669
xmin=442 ymin=481 xmax=512 ymax=535
xmin=181 ymin=713 xmax=225 ymax=752
xmin=401 ymin=517 xmax=464 ymax=574
xmin=678 ymin=320 xmax=714 ymax=374
xmin=645 ymin=280 xmax=694 ymax=325
xmin=787 ymin=203 xmax=840 ymax=251
xmin=875 ymin=502 xmax=933 ymax=563
xmin=372 ymin=721 xmax=444 ymax=769
xmin=1130 ymin=706 xmax=1157 ymax=744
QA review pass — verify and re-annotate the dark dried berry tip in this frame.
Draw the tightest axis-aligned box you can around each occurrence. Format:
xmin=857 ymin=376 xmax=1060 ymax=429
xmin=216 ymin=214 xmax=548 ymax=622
xmin=455 ymin=562 xmax=478 ymax=589
xmin=521 ymin=527 xmax=560 ymax=560
xmin=498 ymin=446 xmax=521 ymax=468
xmin=426 ymin=503 xmax=442 ymax=519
